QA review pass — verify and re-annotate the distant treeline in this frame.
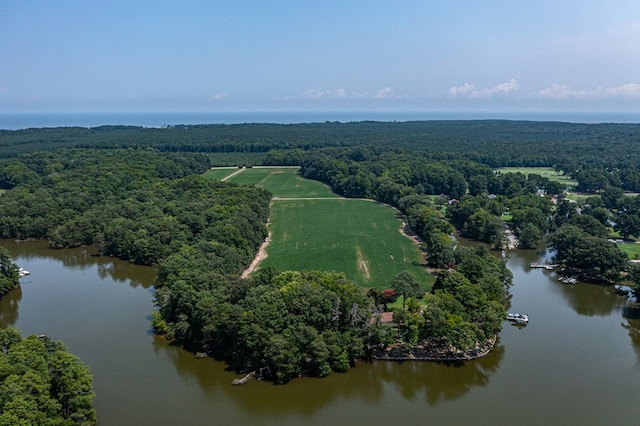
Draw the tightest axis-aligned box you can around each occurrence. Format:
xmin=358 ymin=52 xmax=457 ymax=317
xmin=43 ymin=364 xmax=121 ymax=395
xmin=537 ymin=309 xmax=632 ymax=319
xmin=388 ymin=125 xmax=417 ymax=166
xmin=4 ymin=120 xmax=640 ymax=190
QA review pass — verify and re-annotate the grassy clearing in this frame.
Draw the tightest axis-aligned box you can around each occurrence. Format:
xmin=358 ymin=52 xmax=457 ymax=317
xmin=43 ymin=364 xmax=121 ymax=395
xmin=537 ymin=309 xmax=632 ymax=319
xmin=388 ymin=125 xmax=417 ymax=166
xmin=224 ymin=167 xmax=339 ymax=198
xmin=202 ymin=167 xmax=241 ymax=181
xmin=618 ymin=242 xmax=640 ymax=260
xmin=263 ymin=199 xmax=434 ymax=290
xmin=564 ymin=193 xmax=597 ymax=202
xmin=495 ymin=166 xmax=578 ymax=188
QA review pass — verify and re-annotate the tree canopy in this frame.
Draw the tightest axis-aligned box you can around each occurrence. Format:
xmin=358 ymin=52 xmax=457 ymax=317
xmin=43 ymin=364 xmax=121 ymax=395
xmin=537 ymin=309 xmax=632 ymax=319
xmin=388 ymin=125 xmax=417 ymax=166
xmin=0 ymin=327 xmax=97 ymax=425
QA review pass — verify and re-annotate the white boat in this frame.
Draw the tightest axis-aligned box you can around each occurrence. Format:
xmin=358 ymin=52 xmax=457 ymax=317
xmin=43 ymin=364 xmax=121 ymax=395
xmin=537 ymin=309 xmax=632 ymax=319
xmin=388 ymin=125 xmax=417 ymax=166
xmin=558 ymin=276 xmax=577 ymax=285
xmin=18 ymin=267 xmax=30 ymax=277
xmin=507 ymin=312 xmax=529 ymax=324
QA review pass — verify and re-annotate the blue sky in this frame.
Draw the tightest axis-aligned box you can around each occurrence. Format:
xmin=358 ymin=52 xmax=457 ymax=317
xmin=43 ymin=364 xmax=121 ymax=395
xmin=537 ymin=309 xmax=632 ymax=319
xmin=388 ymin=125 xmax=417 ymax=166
xmin=1 ymin=0 xmax=639 ymax=113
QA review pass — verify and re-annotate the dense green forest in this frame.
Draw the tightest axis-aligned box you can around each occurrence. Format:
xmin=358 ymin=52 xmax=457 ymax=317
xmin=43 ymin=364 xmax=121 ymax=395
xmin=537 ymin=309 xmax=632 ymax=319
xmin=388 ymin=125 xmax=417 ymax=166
xmin=0 ymin=327 xmax=96 ymax=425
xmin=3 ymin=121 xmax=640 ymax=186
xmin=1 ymin=120 xmax=639 ymax=389
xmin=0 ymin=149 xmax=271 ymax=267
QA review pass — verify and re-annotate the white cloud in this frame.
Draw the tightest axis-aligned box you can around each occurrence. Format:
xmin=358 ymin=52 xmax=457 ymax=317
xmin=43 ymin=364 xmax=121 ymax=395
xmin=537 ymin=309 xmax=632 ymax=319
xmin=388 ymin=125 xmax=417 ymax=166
xmin=213 ymin=92 xmax=228 ymax=100
xmin=446 ymin=83 xmax=476 ymax=97
xmin=300 ymin=88 xmax=347 ymax=99
xmin=532 ymin=84 xmax=576 ymax=100
xmin=373 ymin=87 xmax=394 ymax=99
xmin=447 ymin=79 xmax=519 ymax=98
xmin=532 ymin=83 xmax=640 ymax=100
xmin=297 ymin=87 xmax=404 ymax=100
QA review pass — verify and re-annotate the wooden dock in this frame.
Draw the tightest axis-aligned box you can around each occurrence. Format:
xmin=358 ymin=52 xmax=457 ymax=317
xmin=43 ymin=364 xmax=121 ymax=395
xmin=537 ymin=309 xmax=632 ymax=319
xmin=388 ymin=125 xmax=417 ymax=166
xmin=530 ymin=263 xmax=558 ymax=270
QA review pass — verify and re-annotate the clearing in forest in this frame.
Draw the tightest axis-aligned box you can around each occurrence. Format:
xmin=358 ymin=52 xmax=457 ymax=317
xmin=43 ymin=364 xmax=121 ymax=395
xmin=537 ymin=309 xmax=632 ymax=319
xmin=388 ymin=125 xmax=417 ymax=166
xmin=220 ymin=167 xmax=433 ymax=289
xmin=495 ymin=166 xmax=578 ymax=188
xmin=263 ymin=199 xmax=433 ymax=289
xmin=215 ymin=166 xmax=339 ymax=198
xmin=202 ymin=167 xmax=242 ymax=181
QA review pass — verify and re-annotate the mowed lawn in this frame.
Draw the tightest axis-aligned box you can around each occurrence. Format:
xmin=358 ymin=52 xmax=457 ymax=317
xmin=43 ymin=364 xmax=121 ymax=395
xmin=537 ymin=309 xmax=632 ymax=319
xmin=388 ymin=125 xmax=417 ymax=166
xmin=263 ymin=199 xmax=434 ymax=290
xmin=495 ymin=166 xmax=578 ymax=188
xmin=224 ymin=167 xmax=338 ymax=198
xmin=202 ymin=167 xmax=242 ymax=181
xmin=618 ymin=242 xmax=640 ymax=260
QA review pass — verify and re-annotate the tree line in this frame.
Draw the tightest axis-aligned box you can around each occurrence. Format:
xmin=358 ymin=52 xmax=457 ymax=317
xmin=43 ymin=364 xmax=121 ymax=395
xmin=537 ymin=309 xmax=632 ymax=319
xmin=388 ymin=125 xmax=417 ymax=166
xmin=4 ymin=121 xmax=640 ymax=178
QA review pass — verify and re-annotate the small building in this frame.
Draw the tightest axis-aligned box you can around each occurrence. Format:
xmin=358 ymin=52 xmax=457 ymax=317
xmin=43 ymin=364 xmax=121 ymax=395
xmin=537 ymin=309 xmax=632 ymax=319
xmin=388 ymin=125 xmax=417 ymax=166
xmin=379 ymin=312 xmax=394 ymax=323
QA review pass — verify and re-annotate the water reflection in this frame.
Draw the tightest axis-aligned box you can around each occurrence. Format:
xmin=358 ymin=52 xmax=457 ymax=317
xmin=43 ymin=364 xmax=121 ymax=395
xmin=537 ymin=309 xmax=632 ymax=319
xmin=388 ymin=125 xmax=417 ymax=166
xmin=552 ymin=280 xmax=637 ymax=317
xmin=152 ymin=337 xmax=386 ymax=416
xmin=0 ymin=285 xmax=21 ymax=327
xmin=620 ymin=309 xmax=640 ymax=368
xmin=96 ymin=262 xmax=154 ymax=289
xmin=380 ymin=343 xmax=504 ymax=405
xmin=150 ymin=334 xmax=504 ymax=417
xmin=1 ymin=240 xmax=154 ymax=289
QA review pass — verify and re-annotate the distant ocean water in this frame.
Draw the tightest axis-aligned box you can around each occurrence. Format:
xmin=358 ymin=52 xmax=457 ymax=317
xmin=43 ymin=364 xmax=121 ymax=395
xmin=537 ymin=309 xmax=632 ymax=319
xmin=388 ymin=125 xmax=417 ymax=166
xmin=1 ymin=110 xmax=639 ymax=130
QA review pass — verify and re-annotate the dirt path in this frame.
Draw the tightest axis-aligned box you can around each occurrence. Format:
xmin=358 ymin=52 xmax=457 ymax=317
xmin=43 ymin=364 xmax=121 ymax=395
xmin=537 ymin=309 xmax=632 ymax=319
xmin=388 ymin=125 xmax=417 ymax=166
xmin=241 ymin=203 xmax=273 ymax=279
xmin=356 ymin=246 xmax=371 ymax=279
xmin=221 ymin=167 xmax=246 ymax=181
xmin=241 ymin=230 xmax=271 ymax=278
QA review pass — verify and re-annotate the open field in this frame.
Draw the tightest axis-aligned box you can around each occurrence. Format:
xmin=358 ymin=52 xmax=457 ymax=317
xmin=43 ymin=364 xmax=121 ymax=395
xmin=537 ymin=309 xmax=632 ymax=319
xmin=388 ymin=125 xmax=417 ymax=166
xmin=202 ymin=167 xmax=241 ymax=181
xmin=618 ymin=242 xmax=640 ymax=260
xmin=263 ymin=199 xmax=434 ymax=290
xmin=495 ymin=167 xmax=578 ymax=188
xmin=564 ymin=192 xmax=597 ymax=201
xmin=219 ymin=167 xmax=339 ymax=198
xmin=217 ymin=166 xmax=435 ymax=289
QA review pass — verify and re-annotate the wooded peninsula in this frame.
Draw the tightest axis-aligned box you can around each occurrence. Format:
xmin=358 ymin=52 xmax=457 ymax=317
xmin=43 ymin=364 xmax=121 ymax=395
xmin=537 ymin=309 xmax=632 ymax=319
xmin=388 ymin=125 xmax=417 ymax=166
xmin=2 ymin=120 xmax=640 ymax=422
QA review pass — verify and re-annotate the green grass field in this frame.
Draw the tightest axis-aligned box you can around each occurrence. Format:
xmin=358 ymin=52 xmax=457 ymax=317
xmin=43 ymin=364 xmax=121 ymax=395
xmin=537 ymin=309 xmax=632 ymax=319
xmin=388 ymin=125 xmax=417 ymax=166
xmin=495 ymin=167 xmax=578 ymax=188
xmin=202 ymin=167 xmax=241 ymax=181
xmin=263 ymin=199 xmax=434 ymax=290
xmin=564 ymin=192 xmax=597 ymax=201
xmin=618 ymin=242 xmax=640 ymax=260
xmin=223 ymin=167 xmax=339 ymax=198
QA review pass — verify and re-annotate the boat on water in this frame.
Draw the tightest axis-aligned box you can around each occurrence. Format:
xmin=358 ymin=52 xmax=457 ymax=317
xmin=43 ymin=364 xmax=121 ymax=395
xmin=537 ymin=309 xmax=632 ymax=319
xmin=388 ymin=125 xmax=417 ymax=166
xmin=18 ymin=267 xmax=30 ymax=277
xmin=507 ymin=312 xmax=529 ymax=324
xmin=558 ymin=275 xmax=577 ymax=285
xmin=614 ymin=285 xmax=635 ymax=299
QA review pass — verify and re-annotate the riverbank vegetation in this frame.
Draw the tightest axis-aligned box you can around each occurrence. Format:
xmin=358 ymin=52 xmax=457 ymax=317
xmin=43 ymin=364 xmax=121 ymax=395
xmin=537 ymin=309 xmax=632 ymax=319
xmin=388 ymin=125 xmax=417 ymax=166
xmin=0 ymin=247 xmax=20 ymax=297
xmin=0 ymin=327 xmax=97 ymax=425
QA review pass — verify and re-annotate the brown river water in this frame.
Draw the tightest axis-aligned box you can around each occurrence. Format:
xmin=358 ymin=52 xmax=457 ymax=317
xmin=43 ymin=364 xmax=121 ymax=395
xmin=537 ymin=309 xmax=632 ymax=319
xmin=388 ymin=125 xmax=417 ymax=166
xmin=1 ymin=239 xmax=639 ymax=425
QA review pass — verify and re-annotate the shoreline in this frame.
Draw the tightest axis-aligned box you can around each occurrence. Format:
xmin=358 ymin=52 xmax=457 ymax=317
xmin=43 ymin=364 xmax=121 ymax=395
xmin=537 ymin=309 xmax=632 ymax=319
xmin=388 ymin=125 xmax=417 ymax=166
xmin=373 ymin=335 xmax=497 ymax=362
